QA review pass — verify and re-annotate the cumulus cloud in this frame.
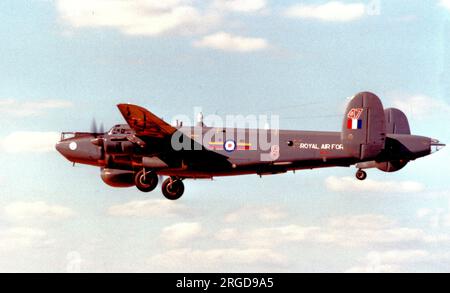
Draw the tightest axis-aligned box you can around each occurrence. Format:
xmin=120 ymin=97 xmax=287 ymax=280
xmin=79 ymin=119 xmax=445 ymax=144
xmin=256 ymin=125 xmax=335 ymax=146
xmin=328 ymin=214 xmax=395 ymax=230
xmin=193 ymin=32 xmax=269 ymax=52
xmin=217 ymin=214 xmax=449 ymax=249
xmin=3 ymin=201 xmax=75 ymax=223
xmin=416 ymin=208 xmax=450 ymax=229
xmin=3 ymin=202 xmax=74 ymax=222
xmin=321 ymin=215 xmax=450 ymax=247
xmin=56 ymin=0 xmax=220 ymax=37
xmin=0 ymin=99 xmax=73 ymax=117
xmin=243 ymin=225 xmax=321 ymax=248
xmin=0 ymin=227 xmax=54 ymax=251
xmin=325 ymin=176 xmax=425 ymax=194
xmin=346 ymin=249 xmax=429 ymax=273
xmin=390 ymin=94 xmax=450 ymax=119
xmin=214 ymin=0 xmax=267 ymax=13
xmin=224 ymin=206 xmax=286 ymax=223
xmin=150 ymin=247 xmax=286 ymax=271
xmin=439 ymin=0 xmax=450 ymax=11
xmin=0 ymin=132 xmax=61 ymax=153
xmin=284 ymin=1 xmax=366 ymax=22
xmin=160 ymin=222 xmax=203 ymax=246
xmin=107 ymin=199 xmax=188 ymax=218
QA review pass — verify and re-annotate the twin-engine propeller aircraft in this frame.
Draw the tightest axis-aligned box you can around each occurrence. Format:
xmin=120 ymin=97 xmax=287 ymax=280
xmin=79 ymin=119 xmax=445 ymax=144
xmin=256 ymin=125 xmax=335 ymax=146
xmin=56 ymin=92 xmax=444 ymax=200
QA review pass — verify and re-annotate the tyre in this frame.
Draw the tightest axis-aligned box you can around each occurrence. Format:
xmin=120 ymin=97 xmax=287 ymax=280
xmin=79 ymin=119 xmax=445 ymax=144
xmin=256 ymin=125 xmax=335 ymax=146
xmin=355 ymin=170 xmax=367 ymax=181
xmin=135 ymin=170 xmax=158 ymax=192
xmin=161 ymin=178 xmax=184 ymax=200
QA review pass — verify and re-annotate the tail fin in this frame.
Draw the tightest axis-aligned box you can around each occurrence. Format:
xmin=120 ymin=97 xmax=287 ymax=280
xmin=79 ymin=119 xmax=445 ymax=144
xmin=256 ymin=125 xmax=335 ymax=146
xmin=375 ymin=108 xmax=411 ymax=172
xmin=384 ymin=108 xmax=410 ymax=134
xmin=341 ymin=92 xmax=386 ymax=160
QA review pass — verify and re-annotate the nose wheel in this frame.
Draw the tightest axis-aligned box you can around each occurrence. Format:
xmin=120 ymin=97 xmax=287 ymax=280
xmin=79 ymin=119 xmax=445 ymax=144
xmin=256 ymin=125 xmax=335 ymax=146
xmin=135 ymin=169 xmax=158 ymax=192
xmin=355 ymin=169 xmax=367 ymax=181
xmin=161 ymin=177 xmax=184 ymax=200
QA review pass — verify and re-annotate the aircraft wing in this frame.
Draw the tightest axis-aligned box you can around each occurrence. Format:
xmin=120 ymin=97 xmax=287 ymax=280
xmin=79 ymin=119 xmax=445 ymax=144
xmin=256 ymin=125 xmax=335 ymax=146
xmin=117 ymin=103 xmax=176 ymax=138
xmin=117 ymin=103 xmax=231 ymax=168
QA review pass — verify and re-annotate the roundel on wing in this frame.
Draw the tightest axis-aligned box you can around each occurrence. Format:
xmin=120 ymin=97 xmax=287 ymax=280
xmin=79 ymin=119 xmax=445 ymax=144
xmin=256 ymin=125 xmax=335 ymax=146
xmin=224 ymin=140 xmax=236 ymax=152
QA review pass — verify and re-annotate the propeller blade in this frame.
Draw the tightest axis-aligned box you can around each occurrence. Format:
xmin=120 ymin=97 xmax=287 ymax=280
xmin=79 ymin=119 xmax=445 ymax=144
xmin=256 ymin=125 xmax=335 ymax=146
xmin=99 ymin=122 xmax=105 ymax=134
xmin=91 ymin=118 xmax=98 ymax=134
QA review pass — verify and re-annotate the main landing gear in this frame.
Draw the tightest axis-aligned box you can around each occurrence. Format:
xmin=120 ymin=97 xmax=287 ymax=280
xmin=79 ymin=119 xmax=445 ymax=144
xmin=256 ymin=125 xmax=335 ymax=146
xmin=161 ymin=177 xmax=185 ymax=200
xmin=134 ymin=169 xmax=158 ymax=192
xmin=355 ymin=169 xmax=367 ymax=181
xmin=134 ymin=169 xmax=185 ymax=200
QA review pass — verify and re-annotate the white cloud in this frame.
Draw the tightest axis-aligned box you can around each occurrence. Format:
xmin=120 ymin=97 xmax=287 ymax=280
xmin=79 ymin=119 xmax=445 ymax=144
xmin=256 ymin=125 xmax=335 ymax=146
xmin=0 ymin=132 xmax=61 ymax=153
xmin=224 ymin=206 xmax=286 ymax=223
xmin=218 ymin=214 xmax=449 ymax=249
xmin=321 ymin=215 xmax=448 ymax=247
xmin=108 ymin=199 xmax=187 ymax=218
xmin=390 ymin=94 xmax=450 ymax=119
xmin=416 ymin=208 xmax=450 ymax=229
xmin=243 ymin=225 xmax=321 ymax=248
xmin=325 ymin=176 xmax=425 ymax=194
xmin=3 ymin=201 xmax=75 ymax=223
xmin=0 ymin=227 xmax=54 ymax=251
xmin=215 ymin=228 xmax=238 ymax=241
xmin=439 ymin=0 xmax=450 ymax=11
xmin=284 ymin=1 xmax=366 ymax=22
xmin=56 ymin=0 xmax=220 ymax=37
xmin=160 ymin=222 xmax=203 ymax=245
xmin=193 ymin=32 xmax=269 ymax=52
xmin=328 ymin=214 xmax=395 ymax=230
xmin=417 ymin=208 xmax=433 ymax=219
xmin=150 ymin=247 xmax=286 ymax=271
xmin=241 ymin=224 xmax=425 ymax=249
xmin=214 ymin=0 xmax=267 ymax=13
xmin=0 ymin=99 xmax=73 ymax=117
xmin=346 ymin=249 xmax=429 ymax=273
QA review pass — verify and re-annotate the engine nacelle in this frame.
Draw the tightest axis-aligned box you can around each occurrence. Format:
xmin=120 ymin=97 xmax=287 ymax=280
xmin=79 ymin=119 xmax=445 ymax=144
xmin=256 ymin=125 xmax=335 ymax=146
xmin=104 ymin=140 xmax=134 ymax=155
xmin=100 ymin=168 xmax=135 ymax=187
xmin=376 ymin=160 xmax=408 ymax=173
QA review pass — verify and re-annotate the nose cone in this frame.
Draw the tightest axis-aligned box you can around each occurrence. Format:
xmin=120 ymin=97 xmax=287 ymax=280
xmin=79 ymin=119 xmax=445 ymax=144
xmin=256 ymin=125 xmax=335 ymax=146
xmin=55 ymin=140 xmax=77 ymax=157
xmin=55 ymin=135 xmax=103 ymax=166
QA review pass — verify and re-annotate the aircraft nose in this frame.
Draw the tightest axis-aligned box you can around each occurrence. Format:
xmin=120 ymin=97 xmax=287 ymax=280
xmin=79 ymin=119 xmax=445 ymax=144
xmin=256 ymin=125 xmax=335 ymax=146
xmin=55 ymin=134 xmax=103 ymax=165
xmin=431 ymin=138 xmax=445 ymax=154
xmin=55 ymin=139 xmax=79 ymax=159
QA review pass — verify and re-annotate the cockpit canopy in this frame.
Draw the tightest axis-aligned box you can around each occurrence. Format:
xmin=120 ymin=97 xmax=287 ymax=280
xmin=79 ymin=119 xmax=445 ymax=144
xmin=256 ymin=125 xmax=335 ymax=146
xmin=108 ymin=124 xmax=133 ymax=135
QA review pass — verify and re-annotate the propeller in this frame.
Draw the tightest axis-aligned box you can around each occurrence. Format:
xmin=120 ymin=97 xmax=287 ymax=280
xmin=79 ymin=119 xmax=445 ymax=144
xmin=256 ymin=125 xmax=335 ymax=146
xmin=90 ymin=118 xmax=106 ymax=160
xmin=91 ymin=118 xmax=106 ymax=134
xmin=91 ymin=118 xmax=98 ymax=134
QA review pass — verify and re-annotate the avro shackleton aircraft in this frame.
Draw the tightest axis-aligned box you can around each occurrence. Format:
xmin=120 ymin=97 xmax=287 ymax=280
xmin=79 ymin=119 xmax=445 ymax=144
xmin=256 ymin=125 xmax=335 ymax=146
xmin=56 ymin=92 xmax=444 ymax=200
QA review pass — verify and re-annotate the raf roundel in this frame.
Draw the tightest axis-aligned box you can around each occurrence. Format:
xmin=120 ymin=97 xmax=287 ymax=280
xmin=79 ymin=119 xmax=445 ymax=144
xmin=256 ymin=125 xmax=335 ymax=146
xmin=224 ymin=140 xmax=236 ymax=152
xmin=69 ymin=141 xmax=78 ymax=151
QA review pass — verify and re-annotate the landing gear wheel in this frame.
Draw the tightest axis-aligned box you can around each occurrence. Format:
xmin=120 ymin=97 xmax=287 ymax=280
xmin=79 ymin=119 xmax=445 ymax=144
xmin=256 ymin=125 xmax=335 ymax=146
xmin=161 ymin=178 xmax=184 ymax=200
xmin=355 ymin=169 xmax=367 ymax=181
xmin=135 ymin=169 xmax=158 ymax=192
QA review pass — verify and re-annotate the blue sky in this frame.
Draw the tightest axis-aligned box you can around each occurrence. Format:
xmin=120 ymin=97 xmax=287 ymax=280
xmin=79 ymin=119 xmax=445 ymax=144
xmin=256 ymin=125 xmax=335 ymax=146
xmin=0 ymin=0 xmax=450 ymax=272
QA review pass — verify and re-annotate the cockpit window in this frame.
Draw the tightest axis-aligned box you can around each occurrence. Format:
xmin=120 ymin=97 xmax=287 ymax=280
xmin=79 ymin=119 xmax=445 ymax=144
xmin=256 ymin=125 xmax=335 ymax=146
xmin=108 ymin=125 xmax=132 ymax=135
